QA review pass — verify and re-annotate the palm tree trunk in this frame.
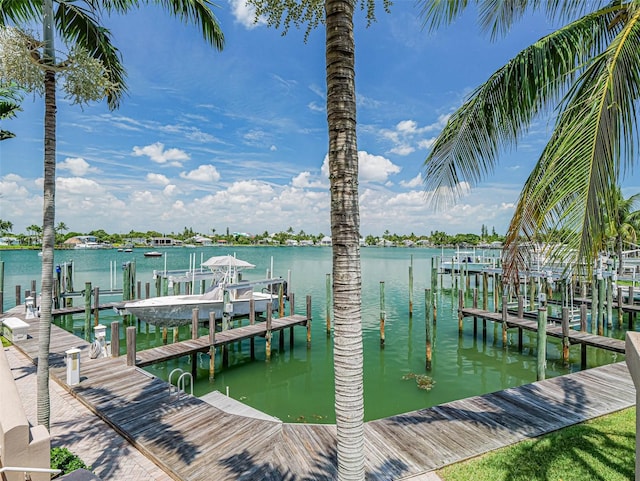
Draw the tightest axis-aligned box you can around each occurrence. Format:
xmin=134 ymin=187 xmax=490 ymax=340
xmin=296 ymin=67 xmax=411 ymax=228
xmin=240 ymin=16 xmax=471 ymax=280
xmin=325 ymin=0 xmax=364 ymax=479
xmin=37 ymin=0 xmax=57 ymax=430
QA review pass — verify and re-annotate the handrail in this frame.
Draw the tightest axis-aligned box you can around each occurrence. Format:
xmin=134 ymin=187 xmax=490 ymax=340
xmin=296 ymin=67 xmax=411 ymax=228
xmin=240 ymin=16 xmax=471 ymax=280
xmin=0 ymin=466 xmax=62 ymax=474
xmin=168 ymin=368 xmax=184 ymax=395
xmin=177 ymin=372 xmax=193 ymax=399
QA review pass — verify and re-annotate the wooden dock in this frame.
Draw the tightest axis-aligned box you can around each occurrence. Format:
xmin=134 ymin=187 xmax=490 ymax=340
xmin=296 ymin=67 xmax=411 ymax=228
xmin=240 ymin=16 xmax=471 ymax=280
xmin=134 ymin=314 xmax=309 ymax=367
xmin=459 ymin=307 xmax=626 ymax=354
xmin=3 ymin=305 xmax=636 ymax=480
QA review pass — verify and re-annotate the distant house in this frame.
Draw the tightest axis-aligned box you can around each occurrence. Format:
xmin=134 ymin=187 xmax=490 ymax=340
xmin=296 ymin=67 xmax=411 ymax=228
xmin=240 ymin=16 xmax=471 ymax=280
xmin=64 ymin=235 xmax=98 ymax=246
xmin=285 ymin=239 xmax=299 ymax=246
xmin=148 ymin=237 xmax=182 ymax=247
xmin=0 ymin=236 xmax=19 ymax=246
xmin=193 ymin=235 xmax=213 ymax=246
xmin=299 ymin=239 xmax=315 ymax=246
xmin=319 ymin=236 xmax=332 ymax=246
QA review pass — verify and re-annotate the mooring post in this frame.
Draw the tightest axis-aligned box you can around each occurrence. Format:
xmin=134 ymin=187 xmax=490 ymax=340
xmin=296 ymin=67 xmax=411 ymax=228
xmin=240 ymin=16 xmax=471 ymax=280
xmin=110 ymin=321 xmax=120 ymax=358
xmin=562 ymin=306 xmax=570 ymax=364
xmin=598 ymin=273 xmax=606 ymax=336
xmin=482 ymin=272 xmax=488 ymax=310
xmin=618 ymin=286 xmax=624 ymax=327
xmin=15 ymin=285 xmax=21 ymax=308
xmin=84 ymin=282 xmax=92 ymax=341
xmin=162 ymin=327 xmax=168 ymax=345
xmin=306 ymin=295 xmax=312 ymax=347
xmin=425 ymin=289 xmax=432 ymax=371
xmin=606 ymin=272 xmax=613 ymax=330
xmin=192 ymin=308 xmax=199 ymax=340
xmin=265 ymin=302 xmax=272 ymax=361
xmin=502 ymin=294 xmax=508 ymax=347
xmin=380 ymin=281 xmax=386 ymax=348
xmin=458 ymin=289 xmax=464 ymax=336
xmin=173 ymin=327 xmax=179 ymax=343
xmin=537 ymin=307 xmax=547 ymax=381
xmin=93 ymin=286 xmax=100 ymax=326
xmin=472 ymin=288 xmax=478 ymax=337
xmin=209 ymin=312 xmax=216 ymax=380
xmin=580 ymin=303 xmax=587 ymax=332
xmin=591 ymin=273 xmax=599 ymax=335
xmin=518 ymin=295 xmax=524 ymax=350
xmin=630 ymin=286 xmax=636 ymax=330
xmin=326 ymin=273 xmax=332 ymax=336
xmin=145 ymin=282 xmax=150 ymax=299
xmin=137 ymin=281 xmax=141 ymax=300
xmin=126 ymin=326 xmax=136 ymax=366
xmin=249 ymin=298 xmax=255 ymax=359
xmin=409 ymin=256 xmax=414 ymax=318
xmin=122 ymin=263 xmax=131 ymax=301
xmin=289 ymin=292 xmax=295 ymax=316
xmin=279 ymin=283 xmax=285 ymax=317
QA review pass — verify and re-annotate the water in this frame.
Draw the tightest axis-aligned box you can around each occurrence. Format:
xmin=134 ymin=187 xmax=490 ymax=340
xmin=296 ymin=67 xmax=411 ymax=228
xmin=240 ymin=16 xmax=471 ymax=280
xmin=0 ymin=246 xmax=626 ymax=423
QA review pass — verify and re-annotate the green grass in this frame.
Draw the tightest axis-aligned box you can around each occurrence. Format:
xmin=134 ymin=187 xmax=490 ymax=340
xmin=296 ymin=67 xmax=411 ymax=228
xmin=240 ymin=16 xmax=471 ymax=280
xmin=1 ymin=336 xmax=10 ymax=347
xmin=438 ymin=408 xmax=636 ymax=481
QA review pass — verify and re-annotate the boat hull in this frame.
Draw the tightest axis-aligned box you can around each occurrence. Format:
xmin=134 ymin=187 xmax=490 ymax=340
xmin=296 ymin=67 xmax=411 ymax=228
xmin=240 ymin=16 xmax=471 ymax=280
xmin=124 ymin=292 xmax=279 ymax=326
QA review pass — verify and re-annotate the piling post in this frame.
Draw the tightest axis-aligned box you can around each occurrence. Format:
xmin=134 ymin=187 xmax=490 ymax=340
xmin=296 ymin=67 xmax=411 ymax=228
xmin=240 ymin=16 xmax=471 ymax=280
xmin=123 ymin=263 xmax=131 ymax=301
xmin=529 ymin=277 xmax=536 ymax=312
xmin=93 ymin=286 xmax=100 ymax=326
xmin=591 ymin=274 xmax=599 ymax=335
xmin=192 ymin=308 xmax=199 ymax=340
xmin=265 ymin=302 xmax=272 ymax=361
xmin=472 ymin=288 xmax=478 ymax=337
xmin=598 ymin=272 xmax=605 ymax=336
xmin=155 ymin=275 xmax=161 ymax=297
xmin=289 ymin=292 xmax=295 ymax=316
xmin=580 ymin=303 xmax=587 ymax=332
xmin=618 ymin=286 xmax=624 ymax=327
xmin=306 ymin=295 xmax=312 ymax=347
xmin=458 ymin=289 xmax=464 ymax=335
xmin=173 ymin=327 xmax=179 ymax=343
xmin=482 ymin=272 xmax=488 ymax=310
xmin=562 ymin=306 xmax=570 ymax=364
xmin=15 ymin=285 xmax=21 ymax=307
xmin=145 ymin=282 xmax=150 ymax=299
xmin=630 ymin=286 xmax=636 ymax=330
xmin=537 ymin=307 xmax=547 ymax=381
xmin=517 ymin=295 xmax=524 ymax=350
xmin=380 ymin=281 xmax=386 ymax=348
xmin=162 ymin=327 xmax=168 ymax=345
xmin=137 ymin=281 xmax=141 ymax=300
xmin=425 ymin=289 xmax=432 ymax=371
xmin=409 ymin=257 xmax=414 ymax=318
xmin=126 ymin=326 xmax=136 ymax=366
xmin=501 ymin=294 xmax=508 ymax=347
xmin=606 ymin=273 xmax=613 ymax=330
xmin=326 ymin=273 xmax=332 ymax=336
xmin=249 ymin=298 xmax=255 ymax=359
xmin=84 ymin=282 xmax=91 ymax=341
xmin=209 ymin=312 xmax=216 ymax=380
xmin=110 ymin=321 xmax=119 ymax=357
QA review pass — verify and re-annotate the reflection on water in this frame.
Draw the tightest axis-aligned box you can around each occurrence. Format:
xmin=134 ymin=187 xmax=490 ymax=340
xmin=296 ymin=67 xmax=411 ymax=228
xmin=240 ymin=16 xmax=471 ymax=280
xmin=2 ymin=246 xmax=629 ymax=423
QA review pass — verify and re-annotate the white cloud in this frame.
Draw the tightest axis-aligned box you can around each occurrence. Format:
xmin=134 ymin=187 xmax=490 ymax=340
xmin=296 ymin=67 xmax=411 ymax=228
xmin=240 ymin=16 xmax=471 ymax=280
xmin=381 ymin=116 xmax=449 ymax=156
xmin=132 ymin=142 xmax=190 ymax=167
xmin=229 ymin=0 xmax=266 ymax=29
xmin=308 ymin=101 xmax=324 ymax=112
xmin=58 ymin=157 xmax=98 ymax=176
xmin=292 ymin=171 xmax=326 ymax=189
xmin=400 ymin=174 xmax=423 ymax=188
xmin=320 ymin=151 xmax=400 ymax=184
xmin=179 ymin=164 xmax=221 ymax=183
xmin=146 ymin=173 xmax=170 ymax=185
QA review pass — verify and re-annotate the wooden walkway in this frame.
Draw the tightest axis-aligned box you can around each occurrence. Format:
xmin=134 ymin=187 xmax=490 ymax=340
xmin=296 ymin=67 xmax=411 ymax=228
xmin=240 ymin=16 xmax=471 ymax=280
xmin=134 ymin=315 xmax=308 ymax=367
xmin=3 ymin=306 xmax=636 ymax=480
xmin=460 ymin=307 xmax=626 ymax=353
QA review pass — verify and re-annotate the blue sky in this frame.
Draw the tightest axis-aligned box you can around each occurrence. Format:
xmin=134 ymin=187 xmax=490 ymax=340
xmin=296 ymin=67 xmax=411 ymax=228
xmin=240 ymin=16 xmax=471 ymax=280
xmin=2 ymin=2 xmax=635 ymax=238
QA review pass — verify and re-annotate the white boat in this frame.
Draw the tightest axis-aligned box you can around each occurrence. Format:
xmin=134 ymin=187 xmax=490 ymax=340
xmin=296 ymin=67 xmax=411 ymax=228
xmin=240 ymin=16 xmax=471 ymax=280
xmin=74 ymin=241 xmax=108 ymax=249
xmin=440 ymin=248 xmax=498 ymax=274
xmin=123 ymin=255 xmax=286 ymax=326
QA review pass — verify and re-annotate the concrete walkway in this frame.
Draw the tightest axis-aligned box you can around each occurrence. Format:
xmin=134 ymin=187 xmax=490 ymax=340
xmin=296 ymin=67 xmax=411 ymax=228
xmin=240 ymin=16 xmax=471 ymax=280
xmin=6 ymin=346 xmax=173 ymax=481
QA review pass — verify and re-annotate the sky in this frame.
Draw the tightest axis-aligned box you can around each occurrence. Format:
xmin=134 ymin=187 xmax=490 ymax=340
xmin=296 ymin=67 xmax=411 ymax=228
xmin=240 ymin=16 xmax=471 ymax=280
xmin=2 ymin=1 xmax=639 ymax=238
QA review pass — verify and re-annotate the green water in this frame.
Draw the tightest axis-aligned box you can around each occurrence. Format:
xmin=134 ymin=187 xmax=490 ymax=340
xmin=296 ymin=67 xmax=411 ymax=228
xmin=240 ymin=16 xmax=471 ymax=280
xmin=0 ymin=246 xmax=626 ymax=423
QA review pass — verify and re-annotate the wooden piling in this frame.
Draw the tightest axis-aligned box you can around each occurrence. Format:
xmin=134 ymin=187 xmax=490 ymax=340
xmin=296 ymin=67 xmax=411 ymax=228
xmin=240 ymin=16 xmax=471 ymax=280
xmin=517 ymin=295 xmax=524 ymax=350
xmin=591 ymin=275 xmax=599 ymax=335
xmin=209 ymin=312 xmax=216 ymax=381
xmin=482 ymin=272 xmax=488 ymax=310
xmin=617 ymin=286 xmax=624 ymax=327
xmin=93 ymin=286 xmax=100 ymax=326
xmin=597 ymin=275 xmax=605 ymax=336
xmin=562 ymin=306 xmax=570 ymax=364
xmin=162 ymin=327 xmax=168 ymax=345
xmin=192 ymin=308 xmax=199 ymax=340
xmin=580 ymin=303 xmax=587 ymax=332
xmin=425 ymin=289 xmax=432 ymax=371
xmin=472 ymin=288 xmax=478 ymax=337
xmin=409 ymin=257 xmax=414 ymax=318
xmin=306 ymin=295 xmax=312 ymax=347
xmin=173 ymin=327 xmax=179 ymax=343
xmin=250 ymin=298 xmax=255 ymax=359
xmin=84 ymin=282 xmax=91 ymax=341
xmin=501 ymin=294 xmax=508 ymax=347
xmin=380 ymin=281 xmax=386 ymax=347
xmin=110 ymin=321 xmax=120 ymax=358
xmin=606 ymin=274 xmax=613 ymax=330
xmin=15 ymin=285 xmax=21 ymax=307
xmin=126 ymin=326 xmax=136 ymax=366
xmin=458 ymin=289 xmax=464 ymax=335
xmin=326 ymin=273 xmax=332 ymax=336
xmin=266 ymin=303 xmax=272 ymax=361
xmin=537 ymin=307 xmax=547 ymax=381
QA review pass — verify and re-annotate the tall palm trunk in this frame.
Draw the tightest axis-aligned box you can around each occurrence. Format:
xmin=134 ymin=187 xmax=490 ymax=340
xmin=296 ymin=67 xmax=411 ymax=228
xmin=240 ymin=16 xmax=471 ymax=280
xmin=37 ymin=0 xmax=56 ymax=430
xmin=325 ymin=0 xmax=364 ymax=479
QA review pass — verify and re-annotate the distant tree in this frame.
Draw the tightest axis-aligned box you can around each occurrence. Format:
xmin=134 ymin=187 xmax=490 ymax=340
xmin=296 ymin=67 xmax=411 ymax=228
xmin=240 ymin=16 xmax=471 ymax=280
xmin=0 ymin=219 xmax=13 ymax=234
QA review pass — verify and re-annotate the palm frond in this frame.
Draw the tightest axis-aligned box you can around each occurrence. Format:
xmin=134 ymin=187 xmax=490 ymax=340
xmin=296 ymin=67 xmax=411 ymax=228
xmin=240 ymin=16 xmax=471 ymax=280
xmin=55 ymin=2 xmax=126 ymax=109
xmin=502 ymin=6 xmax=640 ymax=280
xmin=0 ymin=0 xmax=41 ymax=25
xmin=423 ymin=5 xmax=621 ymax=208
xmin=153 ymin=0 xmax=224 ymax=50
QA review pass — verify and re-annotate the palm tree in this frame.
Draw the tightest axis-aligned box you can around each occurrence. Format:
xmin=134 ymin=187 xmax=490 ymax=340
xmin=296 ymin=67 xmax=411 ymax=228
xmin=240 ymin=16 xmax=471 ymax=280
xmin=0 ymin=219 xmax=13 ymax=234
xmin=420 ymin=1 xmax=640 ymax=281
xmin=0 ymin=0 xmax=223 ymax=430
xmin=607 ymin=188 xmax=640 ymax=275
